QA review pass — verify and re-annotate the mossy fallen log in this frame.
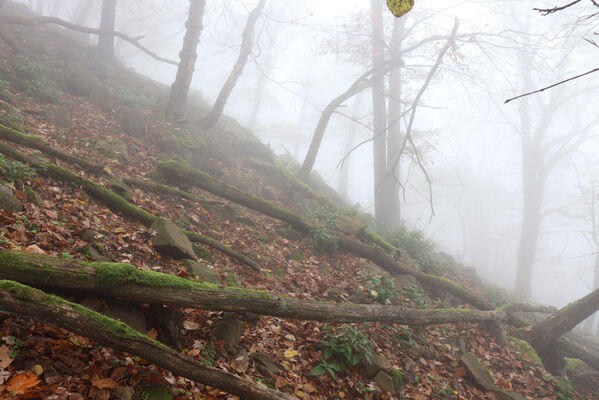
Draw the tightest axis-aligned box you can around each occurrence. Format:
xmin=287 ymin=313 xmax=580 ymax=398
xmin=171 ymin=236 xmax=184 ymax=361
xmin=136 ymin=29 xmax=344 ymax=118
xmin=0 ymin=141 xmax=261 ymax=270
xmin=0 ymin=250 xmax=507 ymax=325
xmin=0 ymin=280 xmax=292 ymax=400
xmin=157 ymin=158 xmax=496 ymax=311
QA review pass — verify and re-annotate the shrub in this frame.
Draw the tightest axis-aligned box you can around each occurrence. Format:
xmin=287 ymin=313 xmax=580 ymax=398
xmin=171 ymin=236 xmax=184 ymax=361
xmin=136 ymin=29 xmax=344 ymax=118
xmin=308 ymin=207 xmax=339 ymax=255
xmin=11 ymin=56 xmax=62 ymax=104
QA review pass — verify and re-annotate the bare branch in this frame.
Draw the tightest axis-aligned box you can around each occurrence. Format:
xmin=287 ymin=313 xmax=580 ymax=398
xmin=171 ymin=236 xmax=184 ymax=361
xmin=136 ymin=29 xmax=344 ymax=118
xmin=0 ymin=15 xmax=178 ymax=65
xmin=534 ymin=0 xmax=584 ymax=15
xmin=505 ymin=67 xmax=599 ymax=103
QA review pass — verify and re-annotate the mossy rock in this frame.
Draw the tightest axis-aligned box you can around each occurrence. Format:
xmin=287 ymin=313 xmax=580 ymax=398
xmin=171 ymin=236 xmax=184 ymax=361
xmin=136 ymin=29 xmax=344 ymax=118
xmin=565 ymin=358 xmax=588 ymax=373
xmin=507 ymin=336 xmax=542 ymax=365
xmin=192 ymin=244 xmax=212 ymax=261
xmin=151 ymin=219 xmax=196 ymax=260
xmin=140 ymin=385 xmax=173 ymax=400
xmin=183 ymin=260 xmax=220 ymax=284
xmin=213 ymin=313 xmax=244 ymax=350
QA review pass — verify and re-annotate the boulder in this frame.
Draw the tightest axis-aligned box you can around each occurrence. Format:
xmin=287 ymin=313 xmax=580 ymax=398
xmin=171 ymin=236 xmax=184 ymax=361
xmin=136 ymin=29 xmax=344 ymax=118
xmin=151 ymin=219 xmax=195 ymax=260
xmin=374 ymin=371 xmax=396 ymax=393
xmin=214 ymin=313 xmax=244 ymax=351
xmin=183 ymin=260 xmax=220 ymax=284
xmin=109 ymin=178 xmax=132 ymax=202
xmin=253 ymin=352 xmax=280 ymax=377
xmin=0 ymin=184 xmax=23 ymax=211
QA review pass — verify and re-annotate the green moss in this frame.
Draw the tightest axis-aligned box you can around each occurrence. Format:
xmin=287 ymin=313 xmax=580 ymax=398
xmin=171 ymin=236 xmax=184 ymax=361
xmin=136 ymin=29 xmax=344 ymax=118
xmin=158 ymin=158 xmax=191 ymax=173
xmin=24 ymin=186 xmax=39 ymax=205
xmin=361 ymin=228 xmax=397 ymax=254
xmin=164 ymin=126 xmax=205 ymax=150
xmin=507 ymin=336 xmax=542 ymax=365
xmin=389 ymin=368 xmax=404 ymax=387
xmin=192 ymin=244 xmax=212 ymax=261
xmin=565 ymin=358 xmax=588 ymax=372
xmin=0 ymin=280 xmax=165 ymax=346
xmin=0 ymin=251 xmax=92 ymax=286
xmin=386 ymin=0 xmax=414 ymax=18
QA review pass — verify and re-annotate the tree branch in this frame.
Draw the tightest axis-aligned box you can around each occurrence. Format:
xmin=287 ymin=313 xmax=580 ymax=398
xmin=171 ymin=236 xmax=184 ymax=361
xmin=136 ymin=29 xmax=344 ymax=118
xmin=0 ymin=15 xmax=178 ymax=65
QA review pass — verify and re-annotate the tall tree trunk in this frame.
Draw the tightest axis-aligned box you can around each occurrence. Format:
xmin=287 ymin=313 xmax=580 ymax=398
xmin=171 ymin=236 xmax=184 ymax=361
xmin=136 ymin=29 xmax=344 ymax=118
xmin=371 ymin=0 xmax=388 ymax=227
xmin=584 ymin=252 xmax=599 ymax=332
xmin=36 ymin=0 xmax=44 ymax=14
xmin=201 ymin=0 xmax=267 ymax=129
xmin=97 ymin=0 xmax=117 ymax=59
xmin=382 ymin=17 xmax=406 ymax=229
xmin=167 ymin=0 xmax=206 ymax=121
xmin=338 ymin=95 xmax=363 ymax=199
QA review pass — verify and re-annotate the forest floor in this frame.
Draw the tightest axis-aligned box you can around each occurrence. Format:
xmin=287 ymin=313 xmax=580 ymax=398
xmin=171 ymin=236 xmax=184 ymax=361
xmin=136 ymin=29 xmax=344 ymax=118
xmin=0 ymin=3 xmax=597 ymax=400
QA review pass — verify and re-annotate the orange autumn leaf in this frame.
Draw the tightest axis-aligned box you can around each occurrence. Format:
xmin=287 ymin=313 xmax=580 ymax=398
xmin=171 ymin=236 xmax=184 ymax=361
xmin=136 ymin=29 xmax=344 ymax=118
xmin=91 ymin=377 xmax=118 ymax=389
xmin=7 ymin=371 xmax=40 ymax=394
xmin=454 ymin=366 xmax=467 ymax=378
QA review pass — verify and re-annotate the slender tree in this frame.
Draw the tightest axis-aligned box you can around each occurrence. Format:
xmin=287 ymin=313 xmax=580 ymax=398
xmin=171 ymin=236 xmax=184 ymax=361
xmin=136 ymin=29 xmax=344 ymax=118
xmin=167 ymin=0 xmax=206 ymax=121
xmin=97 ymin=0 xmax=117 ymax=59
xmin=200 ymin=0 xmax=268 ymax=129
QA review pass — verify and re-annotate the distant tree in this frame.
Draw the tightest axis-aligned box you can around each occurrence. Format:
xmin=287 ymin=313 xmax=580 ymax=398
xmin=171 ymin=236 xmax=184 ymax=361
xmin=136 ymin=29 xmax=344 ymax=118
xmin=200 ymin=0 xmax=267 ymax=129
xmin=97 ymin=0 xmax=117 ymax=59
xmin=71 ymin=0 xmax=96 ymax=26
xmin=166 ymin=0 xmax=206 ymax=121
xmin=36 ymin=0 xmax=44 ymax=14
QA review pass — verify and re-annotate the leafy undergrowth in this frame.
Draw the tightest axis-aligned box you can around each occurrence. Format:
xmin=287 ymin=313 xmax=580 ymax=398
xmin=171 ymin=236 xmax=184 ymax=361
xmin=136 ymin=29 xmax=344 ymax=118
xmin=0 ymin=19 xmax=596 ymax=400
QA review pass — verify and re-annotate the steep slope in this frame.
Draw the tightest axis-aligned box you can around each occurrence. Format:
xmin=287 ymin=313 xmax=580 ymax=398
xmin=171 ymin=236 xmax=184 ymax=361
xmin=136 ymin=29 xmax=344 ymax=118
xmin=0 ymin=2 xmax=597 ymax=399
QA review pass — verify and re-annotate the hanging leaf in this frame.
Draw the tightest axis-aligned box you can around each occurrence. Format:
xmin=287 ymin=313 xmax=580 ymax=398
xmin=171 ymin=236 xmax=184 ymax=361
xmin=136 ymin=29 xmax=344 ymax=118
xmin=387 ymin=0 xmax=414 ymax=18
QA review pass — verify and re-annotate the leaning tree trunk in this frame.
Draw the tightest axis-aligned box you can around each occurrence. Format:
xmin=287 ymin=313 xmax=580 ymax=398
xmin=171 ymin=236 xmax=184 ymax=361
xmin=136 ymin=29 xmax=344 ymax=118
xmin=200 ymin=0 xmax=267 ymax=129
xmin=167 ymin=0 xmax=206 ymax=121
xmin=97 ymin=0 xmax=117 ymax=59
xmin=584 ymin=252 xmax=599 ymax=333
xmin=371 ymin=0 xmax=389 ymax=228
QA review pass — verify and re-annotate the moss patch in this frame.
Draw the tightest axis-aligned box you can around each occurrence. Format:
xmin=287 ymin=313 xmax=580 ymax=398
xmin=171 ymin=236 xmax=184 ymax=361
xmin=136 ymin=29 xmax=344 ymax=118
xmin=507 ymin=336 xmax=542 ymax=365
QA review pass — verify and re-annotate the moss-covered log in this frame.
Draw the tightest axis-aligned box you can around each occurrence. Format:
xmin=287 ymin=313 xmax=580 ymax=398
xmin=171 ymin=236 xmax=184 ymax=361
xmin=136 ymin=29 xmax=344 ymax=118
xmin=0 ymin=250 xmax=507 ymax=325
xmin=0 ymin=141 xmax=262 ymax=270
xmin=557 ymin=337 xmax=599 ymax=372
xmin=0 ymin=280 xmax=291 ymax=400
xmin=157 ymin=158 xmax=496 ymax=311
xmin=523 ymin=287 xmax=599 ymax=351
xmin=0 ymin=123 xmax=104 ymax=172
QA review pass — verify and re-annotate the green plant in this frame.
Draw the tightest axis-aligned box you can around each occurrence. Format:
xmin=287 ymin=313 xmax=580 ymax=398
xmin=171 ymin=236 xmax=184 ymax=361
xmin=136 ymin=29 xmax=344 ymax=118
xmin=308 ymin=207 xmax=339 ymax=255
xmin=198 ymin=342 xmax=216 ymax=366
xmin=0 ymin=79 xmax=14 ymax=102
xmin=553 ymin=378 xmax=575 ymax=400
xmin=357 ymin=383 xmax=380 ymax=394
xmin=0 ymin=154 xmax=37 ymax=182
xmin=310 ymin=325 xmax=374 ymax=382
xmin=392 ymin=326 xmax=418 ymax=349
xmin=11 ymin=56 xmax=61 ymax=103
xmin=60 ymin=252 xmax=74 ymax=260
xmin=6 ymin=336 xmax=23 ymax=358
xmin=365 ymin=275 xmax=397 ymax=304
xmin=402 ymin=282 xmax=432 ymax=308
xmin=111 ymin=86 xmax=154 ymax=107
xmin=0 ymin=231 xmax=8 ymax=245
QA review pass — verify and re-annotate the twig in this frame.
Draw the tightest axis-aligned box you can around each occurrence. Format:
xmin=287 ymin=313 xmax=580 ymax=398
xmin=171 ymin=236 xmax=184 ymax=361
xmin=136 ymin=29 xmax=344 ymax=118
xmin=534 ymin=0 xmax=584 ymax=15
xmin=505 ymin=67 xmax=599 ymax=103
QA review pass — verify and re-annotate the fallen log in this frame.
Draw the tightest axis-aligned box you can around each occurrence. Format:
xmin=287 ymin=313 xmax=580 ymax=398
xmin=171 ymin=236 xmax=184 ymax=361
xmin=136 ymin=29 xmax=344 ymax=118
xmin=0 ymin=250 xmax=506 ymax=325
xmin=157 ymin=158 xmax=495 ymax=311
xmin=0 ymin=280 xmax=292 ymax=400
xmin=0 ymin=141 xmax=261 ymax=271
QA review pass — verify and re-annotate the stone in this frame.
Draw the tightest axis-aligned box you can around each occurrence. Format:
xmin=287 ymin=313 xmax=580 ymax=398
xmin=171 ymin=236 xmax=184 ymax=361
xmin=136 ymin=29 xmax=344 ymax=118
xmin=460 ymin=352 xmax=496 ymax=392
xmin=183 ymin=260 xmax=220 ymax=284
xmin=140 ymin=385 xmax=173 ymax=400
xmin=44 ymin=106 xmax=72 ymax=130
xmin=253 ymin=352 xmax=280 ymax=377
xmin=115 ymin=105 xmax=149 ymax=138
xmin=214 ymin=313 xmax=244 ymax=350
xmin=0 ymin=184 xmax=23 ymax=211
xmin=109 ymin=178 xmax=132 ymax=202
xmin=201 ymin=200 xmax=238 ymax=222
xmin=374 ymin=371 xmax=396 ymax=393
xmin=151 ymin=219 xmax=196 ymax=260
xmin=360 ymin=353 xmax=392 ymax=379
xmin=225 ymin=272 xmax=245 ymax=288
xmin=112 ymin=386 xmax=133 ymax=400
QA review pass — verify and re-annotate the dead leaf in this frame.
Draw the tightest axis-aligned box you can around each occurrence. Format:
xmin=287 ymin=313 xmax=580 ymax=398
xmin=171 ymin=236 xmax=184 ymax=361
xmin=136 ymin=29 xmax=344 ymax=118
xmin=6 ymin=371 xmax=40 ymax=394
xmin=91 ymin=378 xmax=118 ymax=389
xmin=283 ymin=349 xmax=298 ymax=358
xmin=0 ymin=345 xmax=13 ymax=369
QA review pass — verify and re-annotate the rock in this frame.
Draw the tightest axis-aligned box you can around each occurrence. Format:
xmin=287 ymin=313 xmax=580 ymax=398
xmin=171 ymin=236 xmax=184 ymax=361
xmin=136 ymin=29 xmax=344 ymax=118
xmin=253 ymin=352 xmax=280 ymax=377
xmin=201 ymin=200 xmax=238 ymax=222
xmin=374 ymin=371 xmax=396 ymax=393
xmin=225 ymin=272 xmax=245 ymax=287
xmin=192 ymin=244 xmax=212 ymax=261
xmin=115 ymin=105 xmax=149 ymax=138
xmin=214 ymin=313 xmax=244 ymax=350
xmin=183 ymin=260 xmax=220 ymax=284
xmin=109 ymin=178 xmax=132 ymax=201
xmin=151 ymin=219 xmax=196 ymax=260
xmin=0 ymin=184 xmax=23 ymax=211
xmin=360 ymin=353 xmax=392 ymax=379
xmin=44 ymin=106 xmax=72 ymax=130
xmin=112 ymin=386 xmax=133 ymax=400
xmin=460 ymin=352 xmax=527 ymax=399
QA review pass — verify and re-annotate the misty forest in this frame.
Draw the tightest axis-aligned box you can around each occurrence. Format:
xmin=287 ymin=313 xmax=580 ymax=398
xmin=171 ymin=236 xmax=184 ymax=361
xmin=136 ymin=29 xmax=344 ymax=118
xmin=1 ymin=0 xmax=599 ymax=399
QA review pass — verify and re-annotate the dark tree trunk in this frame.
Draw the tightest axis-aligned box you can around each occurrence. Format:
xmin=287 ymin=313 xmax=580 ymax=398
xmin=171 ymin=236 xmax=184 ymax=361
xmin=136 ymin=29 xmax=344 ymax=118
xmin=584 ymin=252 xmax=599 ymax=332
xmin=97 ymin=0 xmax=117 ymax=59
xmin=201 ymin=0 xmax=267 ymax=129
xmin=371 ymin=0 xmax=388 ymax=227
xmin=167 ymin=0 xmax=206 ymax=121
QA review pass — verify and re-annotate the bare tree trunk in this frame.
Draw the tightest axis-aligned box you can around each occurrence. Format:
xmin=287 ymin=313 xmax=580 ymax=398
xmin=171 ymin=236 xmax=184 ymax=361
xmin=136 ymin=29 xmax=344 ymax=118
xmin=167 ymin=0 xmax=206 ymax=121
xmin=97 ymin=0 xmax=117 ymax=59
xmin=338 ymin=94 xmax=363 ymax=199
xmin=371 ymin=0 xmax=388 ymax=227
xmin=201 ymin=0 xmax=267 ymax=129
xmin=382 ymin=17 xmax=406 ymax=229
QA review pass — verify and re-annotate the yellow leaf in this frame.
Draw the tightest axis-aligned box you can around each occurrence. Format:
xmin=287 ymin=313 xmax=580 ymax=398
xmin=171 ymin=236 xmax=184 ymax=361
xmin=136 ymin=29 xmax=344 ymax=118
xmin=283 ymin=349 xmax=298 ymax=358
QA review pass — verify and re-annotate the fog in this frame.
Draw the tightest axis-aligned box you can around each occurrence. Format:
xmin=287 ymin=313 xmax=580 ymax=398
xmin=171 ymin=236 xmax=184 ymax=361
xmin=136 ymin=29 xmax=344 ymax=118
xmin=25 ymin=0 xmax=599 ymax=312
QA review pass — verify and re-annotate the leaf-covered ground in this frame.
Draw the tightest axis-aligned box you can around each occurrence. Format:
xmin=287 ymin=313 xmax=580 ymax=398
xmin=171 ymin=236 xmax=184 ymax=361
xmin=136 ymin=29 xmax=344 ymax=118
xmin=0 ymin=13 xmax=596 ymax=400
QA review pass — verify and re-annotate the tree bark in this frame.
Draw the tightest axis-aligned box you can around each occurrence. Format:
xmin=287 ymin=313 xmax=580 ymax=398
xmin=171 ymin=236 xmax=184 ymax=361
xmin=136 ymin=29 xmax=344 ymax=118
xmin=584 ymin=252 xmax=599 ymax=333
xmin=200 ymin=0 xmax=267 ymax=129
xmin=0 ymin=280 xmax=292 ymax=400
xmin=0 ymin=15 xmax=177 ymax=65
xmin=0 ymin=250 xmax=507 ymax=325
xmin=523 ymin=286 xmax=599 ymax=351
xmin=97 ymin=0 xmax=117 ymax=59
xmin=167 ymin=0 xmax=206 ymax=121
xmin=371 ymin=0 xmax=389 ymax=228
